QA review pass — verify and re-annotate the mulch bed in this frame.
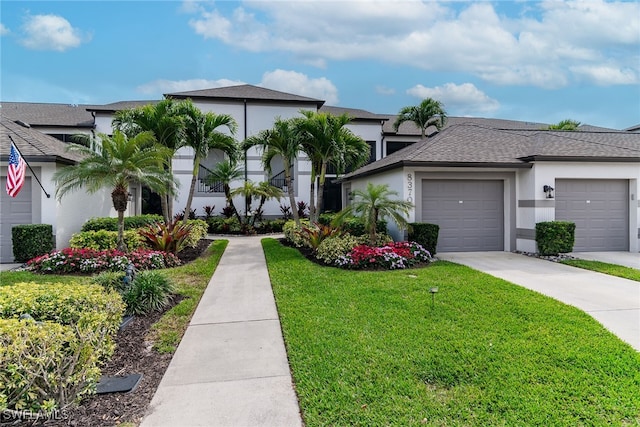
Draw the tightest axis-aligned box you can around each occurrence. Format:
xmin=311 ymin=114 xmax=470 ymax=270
xmin=3 ymin=239 xmax=213 ymax=427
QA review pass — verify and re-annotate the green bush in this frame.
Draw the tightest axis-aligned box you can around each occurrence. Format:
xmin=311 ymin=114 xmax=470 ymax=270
xmin=316 ymin=234 xmax=359 ymax=264
xmin=356 ymin=233 xmax=393 ymax=247
xmin=91 ymin=271 xmax=126 ymax=293
xmin=536 ymin=221 xmax=576 ymax=256
xmin=408 ymin=223 xmax=440 ymax=255
xmin=0 ymin=283 xmax=124 ymax=413
xmin=206 ymin=217 xmax=243 ymax=234
xmin=283 ymin=219 xmax=310 ymax=247
xmin=256 ymin=219 xmax=286 ymax=233
xmin=11 ymin=224 xmax=54 ymax=263
xmin=138 ymin=219 xmax=193 ymax=253
xmin=69 ymin=229 xmax=144 ymax=251
xmin=122 ymin=270 xmax=175 ymax=315
xmin=320 ymin=215 xmax=387 ymax=237
xmin=184 ymin=219 xmax=208 ymax=248
xmin=81 ymin=214 xmax=163 ymax=232
xmin=0 ymin=319 xmax=104 ymax=413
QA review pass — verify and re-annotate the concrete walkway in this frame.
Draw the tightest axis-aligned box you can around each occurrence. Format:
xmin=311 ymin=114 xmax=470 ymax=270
xmin=438 ymin=252 xmax=640 ymax=351
xmin=141 ymin=236 xmax=302 ymax=427
xmin=570 ymin=251 xmax=640 ymax=270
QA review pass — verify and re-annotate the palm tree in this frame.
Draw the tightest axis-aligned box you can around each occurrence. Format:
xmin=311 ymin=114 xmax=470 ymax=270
xmin=243 ymin=117 xmax=303 ymax=225
xmin=113 ymin=99 xmax=185 ymax=223
xmin=205 ymin=158 xmax=244 ymax=224
xmin=548 ymin=119 xmax=581 ymax=130
xmin=230 ymin=180 xmax=283 ymax=226
xmin=178 ymin=101 xmax=238 ymax=224
xmin=334 ymin=183 xmax=413 ymax=245
xmin=53 ymin=131 xmax=175 ymax=251
xmin=393 ymin=98 xmax=447 ymax=139
xmin=298 ymin=111 xmax=369 ymax=222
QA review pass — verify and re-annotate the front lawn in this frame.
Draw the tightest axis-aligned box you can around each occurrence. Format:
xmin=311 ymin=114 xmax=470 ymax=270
xmin=263 ymin=238 xmax=640 ymax=426
xmin=561 ymin=259 xmax=640 ymax=282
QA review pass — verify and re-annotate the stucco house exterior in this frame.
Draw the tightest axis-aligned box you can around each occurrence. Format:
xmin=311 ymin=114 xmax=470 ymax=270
xmin=0 ymin=116 xmax=114 ymax=262
xmin=2 ymin=84 xmax=639 ymax=260
xmin=341 ymin=123 xmax=640 ymax=253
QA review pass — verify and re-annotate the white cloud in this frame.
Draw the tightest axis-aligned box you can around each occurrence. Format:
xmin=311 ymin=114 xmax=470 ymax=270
xmin=0 ymin=23 xmax=9 ymax=36
xmin=259 ymin=70 xmax=339 ymax=104
xmin=187 ymin=0 xmax=639 ymax=88
xmin=136 ymin=78 xmax=245 ymax=95
xmin=407 ymin=83 xmax=500 ymax=115
xmin=570 ymin=65 xmax=638 ymax=86
xmin=20 ymin=14 xmax=88 ymax=51
xmin=376 ymin=85 xmax=396 ymax=96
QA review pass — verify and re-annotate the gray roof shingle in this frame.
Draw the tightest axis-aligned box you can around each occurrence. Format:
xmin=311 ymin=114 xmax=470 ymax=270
xmin=0 ymin=102 xmax=94 ymax=128
xmin=382 ymin=116 xmax=551 ymax=136
xmin=345 ymin=124 xmax=640 ymax=179
xmin=1 ymin=116 xmax=84 ymax=164
xmin=319 ymin=106 xmax=389 ymax=122
xmin=166 ymin=84 xmax=325 ymax=107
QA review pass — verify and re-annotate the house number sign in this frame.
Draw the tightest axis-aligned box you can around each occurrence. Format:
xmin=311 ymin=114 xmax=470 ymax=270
xmin=407 ymin=173 xmax=413 ymax=203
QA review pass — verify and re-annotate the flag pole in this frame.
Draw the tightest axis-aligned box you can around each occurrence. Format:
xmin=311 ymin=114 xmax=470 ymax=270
xmin=8 ymin=135 xmax=51 ymax=198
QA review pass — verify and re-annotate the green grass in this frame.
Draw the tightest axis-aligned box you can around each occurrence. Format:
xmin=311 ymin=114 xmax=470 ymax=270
xmin=149 ymin=240 xmax=227 ymax=353
xmin=0 ymin=270 xmax=90 ymax=286
xmin=561 ymin=259 xmax=640 ymax=282
xmin=263 ymin=238 xmax=640 ymax=426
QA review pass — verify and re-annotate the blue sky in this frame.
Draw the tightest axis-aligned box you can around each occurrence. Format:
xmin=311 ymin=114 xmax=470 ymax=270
xmin=1 ymin=0 xmax=639 ymax=129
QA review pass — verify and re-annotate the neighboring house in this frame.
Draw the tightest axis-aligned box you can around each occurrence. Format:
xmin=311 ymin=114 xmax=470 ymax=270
xmin=341 ymin=123 xmax=640 ymax=253
xmin=0 ymin=116 xmax=114 ymax=262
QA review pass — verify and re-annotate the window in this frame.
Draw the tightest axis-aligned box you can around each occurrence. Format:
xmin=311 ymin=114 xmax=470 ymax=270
xmin=386 ymin=141 xmax=414 ymax=156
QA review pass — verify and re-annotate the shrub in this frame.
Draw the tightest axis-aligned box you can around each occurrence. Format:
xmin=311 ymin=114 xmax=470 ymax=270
xmin=336 ymin=241 xmax=432 ymax=270
xmin=69 ymin=229 xmax=143 ymax=251
xmin=316 ymin=234 xmax=359 ymax=265
xmin=27 ymin=248 xmax=180 ymax=274
xmin=283 ymin=219 xmax=310 ymax=247
xmin=408 ymin=223 xmax=440 ymax=255
xmin=11 ymin=224 xmax=54 ymax=263
xmin=256 ymin=219 xmax=286 ymax=234
xmin=220 ymin=206 xmax=235 ymax=219
xmin=297 ymin=201 xmax=309 ymax=219
xmin=122 ymin=271 xmax=175 ymax=315
xmin=297 ymin=223 xmax=343 ymax=250
xmin=330 ymin=216 xmax=387 ymax=237
xmin=356 ymin=233 xmax=393 ymax=247
xmin=1 ymin=319 xmax=103 ymax=413
xmin=91 ymin=271 xmax=126 ymax=293
xmin=203 ymin=205 xmax=216 ymax=219
xmin=536 ymin=221 xmax=576 ymax=256
xmin=280 ymin=204 xmax=292 ymax=220
xmin=138 ymin=219 xmax=193 ymax=253
xmin=81 ymin=214 xmax=163 ymax=232
xmin=183 ymin=219 xmax=208 ymax=248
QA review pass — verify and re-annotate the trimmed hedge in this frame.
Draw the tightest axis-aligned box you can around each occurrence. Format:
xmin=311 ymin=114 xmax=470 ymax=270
xmin=0 ymin=282 xmax=124 ymax=413
xmin=11 ymin=224 xmax=54 ymax=263
xmin=535 ymin=221 xmax=576 ymax=256
xmin=408 ymin=223 xmax=440 ymax=255
xmin=70 ymin=229 xmax=144 ymax=251
xmin=317 ymin=213 xmax=387 ymax=237
xmin=81 ymin=214 xmax=163 ymax=232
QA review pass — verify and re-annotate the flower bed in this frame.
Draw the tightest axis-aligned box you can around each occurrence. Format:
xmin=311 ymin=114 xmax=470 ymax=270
xmin=27 ymin=248 xmax=181 ymax=274
xmin=335 ymin=241 xmax=432 ymax=270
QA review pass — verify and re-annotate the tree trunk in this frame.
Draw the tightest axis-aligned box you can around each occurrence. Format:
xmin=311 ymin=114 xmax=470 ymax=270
xmin=369 ymin=208 xmax=378 ymax=246
xmin=285 ymin=161 xmax=299 ymax=226
xmin=111 ymin=186 xmax=129 ymax=252
xmin=225 ymin=184 xmax=243 ymax=224
xmin=161 ymin=195 xmax=169 ymax=224
xmin=308 ymin=170 xmax=316 ymax=223
xmin=315 ymin=161 xmax=328 ymax=223
xmin=183 ymin=161 xmax=199 ymax=224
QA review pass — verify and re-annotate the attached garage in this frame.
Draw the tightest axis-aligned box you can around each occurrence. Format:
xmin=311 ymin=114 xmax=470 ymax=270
xmin=556 ymin=179 xmax=629 ymax=251
xmin=422 ymin=180 xmax=504 ymax=252
xmin=0 ymin=176 xmax=32 ymax=262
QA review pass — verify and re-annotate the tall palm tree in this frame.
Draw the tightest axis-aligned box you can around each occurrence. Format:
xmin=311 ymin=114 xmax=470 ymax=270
xmin=113 ymin=99 xmax=185 ymax=223
xmin=230 ymin=180 xmax=283 ymax=226
xmin=53 ymin=131 xmax=175 ymax=251
xmin=205 ymin=158 xmax=244 ymax=224
xmin=298 ymin=111 xmax=368 ymax=222
xmin=393 ymin=98 xmax=447 ymax=139
xmin=178 ymin=101 xmax=238 ymax=224
xmin=334 ymin=183 xmax=413 ymax=245
xmin=243 ymin=117 xmax=303 ymax=225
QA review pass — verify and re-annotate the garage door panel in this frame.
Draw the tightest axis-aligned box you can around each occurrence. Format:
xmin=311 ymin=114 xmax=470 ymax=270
xmin=556 ymin=179 xmax=628 ymax=251
xmin=1 ymin=177 xmax=33 ymax=262
xmin=422 ymin=180 xmax=504 ymax=252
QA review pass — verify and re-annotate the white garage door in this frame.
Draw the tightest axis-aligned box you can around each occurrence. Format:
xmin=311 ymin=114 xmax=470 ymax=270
xmin=422 ymin=180 xmax=504 ymax=252
xmin=556 ymin=179 xmax=629 ymax=251
xmin=0 ymin=177 xmax=33 ymax=262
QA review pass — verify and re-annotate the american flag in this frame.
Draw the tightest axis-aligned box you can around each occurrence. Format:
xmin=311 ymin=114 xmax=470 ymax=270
xmin=6 ymin=142 xmax=27 ymax=197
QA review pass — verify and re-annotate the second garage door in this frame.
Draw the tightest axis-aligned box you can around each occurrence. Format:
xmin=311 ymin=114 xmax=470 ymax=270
xmin=556 ymin=179 xmax=629 ymax=251
xmin=0 ymin=177 xmax=32 ymax=263
xmin=422 ymin=180 xmax=504 ymax=252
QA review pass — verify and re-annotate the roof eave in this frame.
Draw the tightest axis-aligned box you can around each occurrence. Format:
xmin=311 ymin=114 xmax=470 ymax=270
xmin=519 ymin=155 xmax=640 ymax=162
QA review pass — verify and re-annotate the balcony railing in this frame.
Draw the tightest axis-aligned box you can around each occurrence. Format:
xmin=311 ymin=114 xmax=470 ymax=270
xmin=198 ymin=164 xmax=224 ymax=193
xmin=269 ymin=170 xmax=292 ymax=190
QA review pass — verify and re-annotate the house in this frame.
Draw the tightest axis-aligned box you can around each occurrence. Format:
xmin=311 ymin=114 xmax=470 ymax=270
xmin=2 ymin=85 xmax=639 ymax=259
xmin=341 ymin=123 xmax=640 ymax=253
xmin=0 ymin=116 xmax=114 ymax=262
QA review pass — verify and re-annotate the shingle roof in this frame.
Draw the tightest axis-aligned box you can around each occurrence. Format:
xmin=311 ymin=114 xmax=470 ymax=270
xmin=0 ymin=116 xmax=84 ymax=164
xmin=86 ymin=100 xmax=159 ymax=113
xmin=166 ymin=84 xmax=325 ymax=107
xmin=345 ymin=124 xmax=640 ymax=179
xmin=319 ymin=106 xmax=389 ymax=122
xmin=382 ymin=116 xmax=550 ymax=136
xmin=0 ymin=102 xmax=94 ymax=128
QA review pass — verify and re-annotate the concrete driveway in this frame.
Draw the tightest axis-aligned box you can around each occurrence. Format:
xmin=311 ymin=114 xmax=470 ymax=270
xmin=570 ymin=252 xmax=640 ymax=270
xmin=438 ymin=252 xmax=640 ymax=351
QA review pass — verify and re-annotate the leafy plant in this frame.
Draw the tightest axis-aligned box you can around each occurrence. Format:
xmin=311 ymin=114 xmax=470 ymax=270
xmin=316 ymin=234 xmax=359 ymax=264
xmin=70 ymin=229 xmax=143 ymax=251
xmin=335 ymin=241 xmax=432 ymax=270
xmin=11 ymin=224 xmax=54 ymax=263
xmin=536 ymin=221 xmax=576 ymax=255
xmin=203 ymin=205 xmax=216 ymax=219
xmin=297 ymin=201 xmax=309 ymax=219
xmin=297 ymin=223 xmax=343 ymax=251
xmin=91 ymin=271 xmax=127 ymax=293
xmin=122 ymin=270 xmax=175 ymax=315
xmin=138 ymin=219 xmax=194 ymax=253
xmin=408 ymin=222 xmax=440 ymax=255
xmin=280 ymin=204 xmax=293 ymax=220
xmin=283 ymin=219 xmax=311 ymax=247
xmin=220 ymin=206 xmax=235 ymax=219
xmin=81 ymin=215 xmax=163 ymax=232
